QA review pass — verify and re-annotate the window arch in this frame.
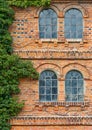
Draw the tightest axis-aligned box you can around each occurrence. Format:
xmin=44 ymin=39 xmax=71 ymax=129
xmin=65 ymin=70 xmax=84 ymax=102
xmin=39 ymin=70 xmax=58 ymax=101
xmin=64 ymin=8 xmax=83 ymax=39
xmin=39 ymin=9 xmax=57 ymax=39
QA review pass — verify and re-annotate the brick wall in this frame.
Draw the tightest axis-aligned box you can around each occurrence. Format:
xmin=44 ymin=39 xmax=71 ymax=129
xmin=10 ymin=0 xmax=92 ymax=129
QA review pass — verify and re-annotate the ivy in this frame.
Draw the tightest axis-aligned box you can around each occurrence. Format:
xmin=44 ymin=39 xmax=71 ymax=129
xmin=0 ymin=0 xmax=39 ymax=130
xmin=8 ymin=0 xmax=51 ymax=8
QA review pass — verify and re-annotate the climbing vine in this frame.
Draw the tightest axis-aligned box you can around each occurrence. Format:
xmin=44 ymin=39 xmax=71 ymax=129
xmin=0 ymin=0 xmax=46 ymax=130
xmin=8 ymin=0 xmax=51 ymax=8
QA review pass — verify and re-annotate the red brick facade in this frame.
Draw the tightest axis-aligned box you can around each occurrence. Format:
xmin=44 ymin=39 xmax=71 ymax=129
xmin=10 ymin=0 xmax=92 ymax=130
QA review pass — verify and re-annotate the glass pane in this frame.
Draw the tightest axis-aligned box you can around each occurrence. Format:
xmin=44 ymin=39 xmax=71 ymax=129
xmin=71 ymin=26 xmax=76 ymax=32
xmin=65 ymin=70 xmax=84 ymax=102
xmin=39 ymin=9 xmax=57 ymax=39
xmin=65 ymin=79 xmax=72 ymax=87
xmin=77 ymin=31 xmax=83 ymax=38
xmin=46 ymin=79 xmax=51 ymax=87
xmin=52 ymin=18 xmax=57 ymax=24
xmin=46 ymin=18 xmax=51 ymax=25
xmin=65 ymin=8 xmax=83 ymax=39
xmin=40 ymin=26 xmax=45 ymax=31
xmin=46 ymin=95 xmax=51 ymax=101
xmin=72 ymin=88 xmax=77 ymax=94
xmin=52 ymin=74 xmax=57 ymax=79
xmin=72 ymin=94 xmax=77 ymax=101
xmin=40 ymin=95 xmax=46 ymax=101
xmin=65 ymin=19 xmax=71 ymax=26
xmin=71 ymin=18 xmax=76 ymax=25
xmin=46 ymin=33 xmax=51 ymax=38
xmin=46 ymin=87 xmax=51 ymax=94
xmin=39 ymin=18 xmax=45 ymax=26
xmin=39 ymin=80 xmax=45 ymax=86
xmin=65 ymin=87 xmax=72 ymax=94
xmin=71 ymin=31 xmax=76 ymax=38
xmin=77 ymin=18 xmax=83 ymax=25
xmin=65 ymin=32 xmax=70 ymax=38
xmin=39 ymin=87 xmax=45 ymax=94
xmin=52 ymin=95 xmax=57 ymax=101
xmin=78 ymin=95 xmax=83 ymax=101
xmin=78 ymin=88 xmax=83 ymax=94
xmin=72 ymin=79 xmax=77 ymax=88
xmin=66 ymin=95 xmax=71 ymax=101
xmin=65 ymin=26 xmax=71 ymax=32
xmin=78 ymin=79 xmax=83 ymax=87
xmin=39 ymin=70 xmax=57 ymax=101
xmin=52 ymin=80 xmax=57 ymax=87
xmin=40 ymin=32 xmax=45 ymax=38
xmin=52 ymin=25 xmax=57 ymax=32
xmin=52 ymin=32 xmax=57 ymax=38
xmin=52 ymin=88 xmax=57 ymax=94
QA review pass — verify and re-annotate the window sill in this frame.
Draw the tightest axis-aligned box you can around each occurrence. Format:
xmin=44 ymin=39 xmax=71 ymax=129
xmin=66 ymin=39 xmax=82 ymax=43
xmin=35 ymin=101 xmax=89 ymax=107
xmin=40 ymin=39 xmax=58 ymax=42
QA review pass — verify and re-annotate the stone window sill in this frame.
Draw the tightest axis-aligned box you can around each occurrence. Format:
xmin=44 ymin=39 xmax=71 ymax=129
xmin=40 ymin=39 xmax=58 ymax=43
xmin=66 ymin=39 xmax=82 ymax=43
xmin=35 ymin=101 xmax=89 ymax=107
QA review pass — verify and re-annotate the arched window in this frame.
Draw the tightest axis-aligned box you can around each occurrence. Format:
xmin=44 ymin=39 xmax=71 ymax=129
xmin=39 ymin=70 xmax=57 ymax=101
xmin=64 ymin=8 xmax=83 ymax=39
xmin=39 ymin=9 xmax=57 ymax=39
xmin=65 ymin=70 xmax=84 ymax=102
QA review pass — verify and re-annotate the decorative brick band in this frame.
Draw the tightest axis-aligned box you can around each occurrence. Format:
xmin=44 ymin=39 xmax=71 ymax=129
xmin=11 ymin=116 xmax=92 ymax=126
xmin=14 ymin=49 xmax=92 ymax=59
xmin=35 ymin=101 xmax=89 ymax=107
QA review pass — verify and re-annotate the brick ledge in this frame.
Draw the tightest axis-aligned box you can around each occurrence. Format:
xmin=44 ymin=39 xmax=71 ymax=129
xmin=11 ymin=116 xmax=92 ymax=126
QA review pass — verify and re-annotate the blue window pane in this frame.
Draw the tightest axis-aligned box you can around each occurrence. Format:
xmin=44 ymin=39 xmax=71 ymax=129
xmin=78 ymin=80 xmax=83 ymax=87
xmin=65 ymin=19 xmax=71 ymax=26
xmin=65 ymin=87 xmax=72 ymax=94
xmin=52 ymin=18 xmax=57 ymax=24
xmin=52 ymin=25 xmax=57 ymax=32
xmin=65 ymin=32 xmax=70 ymax=38
xmin=78 ymin=95 xmax=84 ymax=101
xmin=46 ymin=18 xmax=51 ymax=25
xmin=65 ymin=70 xmax=84 ymax=102
xmin=40 ymin=26 xmax=45 ymax=31
xmin=71 ymin=26 xmax=76 ymax=32
xmin=39 ymin=87 xmax=45 ymax=94
xmin=71 ymin=32 xmax=76 ymax=38
xmin=40 ymin=95 xmax=46 ymax=101
xmin=39 ymin=9 xmax=57 ymax=38
xmin=39 ymin=70 xmax=57 ymax=101
xmin=71 ymin=18 xmax=76 ymax=25
xmin=52 ymin=32 xmax=57 ymax=38
xmin=52 ymin=88 xmax=57 ymax=94
xmin=52 ymin=80 xmax=57 ymax=87
xmin=72 ymin=88 xmax=77 ymax=94
xmin=40 ymin=32 xmax=45 ymax=38
xmin=72 ymin=95 xmax=77 ymax=101
xmin=78 ymin=88 xmax=83 ymax=94
xmin=77 ymin=31 xmax=83 ymax=38
xmin=46 ymin=80 xmax=51 ymax=86
xmin=39 ymin=18 xmax=45 ymax=26
xmin=65 ymin=26 xmax=71 ymax=32
xmin=66 ymin=95 xmax=71 ymax=101
xmin=72 ymin=79 xmax=77 ymax=87
xmin=64 ymin=8 xmax=83 ymax=39
xmin=46 ymin=95 xmax=51 ymax=101
xmin=65 ymin=80 xmax=72 ymax=87
xmin=46 ymin=87 xmax=51 ymax=94
xmin=39 ymin=80 xmax=45 ymax=86
xmin=52 ymin=95 xmax=57 ymax=101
